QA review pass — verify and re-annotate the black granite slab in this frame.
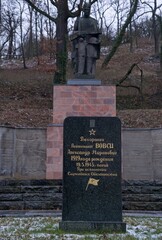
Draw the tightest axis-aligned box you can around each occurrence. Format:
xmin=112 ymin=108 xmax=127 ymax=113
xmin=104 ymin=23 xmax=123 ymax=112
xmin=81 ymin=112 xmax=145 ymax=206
xmin=59 ymin=117 xmax=126 ymax=232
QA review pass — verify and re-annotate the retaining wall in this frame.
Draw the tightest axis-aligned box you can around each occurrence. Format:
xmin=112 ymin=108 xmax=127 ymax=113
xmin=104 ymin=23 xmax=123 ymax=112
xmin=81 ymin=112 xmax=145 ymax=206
xmin=0 ymin=127 xmax=46 ymax=179
xmin=0 ymin=126 xmax=162 ymax=211
xmin=0 ymin=179 xmax=162 ymax=211
xmin=0 ymin=126 xmax=162 ymax=181
xmin=122 ymin=128 xmax=162 ymax=181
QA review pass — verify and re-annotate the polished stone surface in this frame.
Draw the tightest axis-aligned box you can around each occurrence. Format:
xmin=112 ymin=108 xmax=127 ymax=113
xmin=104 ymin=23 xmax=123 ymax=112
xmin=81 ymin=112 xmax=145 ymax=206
xmin=60 ymin=221 xmax=126 ymax=232
xmin=60 ymin=117 xmax=126 ymax=232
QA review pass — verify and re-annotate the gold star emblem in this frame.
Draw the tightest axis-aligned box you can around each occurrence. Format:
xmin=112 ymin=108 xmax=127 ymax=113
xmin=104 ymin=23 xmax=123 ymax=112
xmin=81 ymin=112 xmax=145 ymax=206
xmin=89 ymin=129 xmax=96 ymax=136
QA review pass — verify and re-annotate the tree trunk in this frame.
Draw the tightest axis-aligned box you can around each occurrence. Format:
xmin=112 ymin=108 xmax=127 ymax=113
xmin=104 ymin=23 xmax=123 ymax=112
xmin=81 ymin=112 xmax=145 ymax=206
xmin=23 ymin=0 xmax=84 ymax=84
xmin=7 ymin=33 xmax=13 ymax=59
xmin=0 ymin=0 xmax=2 ymax=59
xmin=17 ymin=0 xmax=27 ymax=69
xmin=46 ymin=0 xmax=54 ymax=59
xmin=152 ymin=0 xmax=159 ymax=55
xmin=156 ymin=15 xmax=162 ymax=70
xmin=28 ymin=6 xmax=33 ymax=58
xmin=35 ymin=10 xmax=40 ymax=65
xmin=53 ymin=1 xmax=68 ymax=84
xmin=153 ymin=11 xmax=159 ymax=55
xmin=39 ymin=16 xmax=44 ymax=55
xmin=129 ymin=0 xmax=133 ymax=52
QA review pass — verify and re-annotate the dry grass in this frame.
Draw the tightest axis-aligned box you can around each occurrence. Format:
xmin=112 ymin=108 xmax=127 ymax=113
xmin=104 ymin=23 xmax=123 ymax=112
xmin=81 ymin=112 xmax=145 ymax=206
xmin=0 ymin=216 xmax=162 ymax=239
xmin=97 ymin=38 xmax=160 ymax=96
xmin=0 ymin=37 xmax=162 ymax=128
xmin=0 ymin=68 xmax=53 ymax=127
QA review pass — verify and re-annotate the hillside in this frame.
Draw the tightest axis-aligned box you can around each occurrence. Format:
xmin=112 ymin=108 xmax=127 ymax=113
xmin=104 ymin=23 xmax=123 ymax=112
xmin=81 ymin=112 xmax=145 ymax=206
xmin=0 ymin=38 xmax=162 ymax=128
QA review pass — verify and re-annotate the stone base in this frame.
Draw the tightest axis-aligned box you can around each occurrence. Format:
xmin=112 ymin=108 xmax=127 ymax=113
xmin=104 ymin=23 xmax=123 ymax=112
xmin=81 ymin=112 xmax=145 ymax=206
xmin=74 ymin=73 xmax=95 ymax=79
xmin=46 ymin=84 xmax=116 ymax=179
xmin=46 ymin=124 xmax=63 ymax=179
xmin=59 ymin=221 xmax=126 ymax=233
xmin=67 ymin=79 xmax=101 ymax=85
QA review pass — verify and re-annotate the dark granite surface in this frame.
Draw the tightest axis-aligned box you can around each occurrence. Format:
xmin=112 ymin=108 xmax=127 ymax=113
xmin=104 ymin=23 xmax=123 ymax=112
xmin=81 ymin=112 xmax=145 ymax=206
xmin=59 ymin=221 xmax=126 ymax=232
xmin=61 ymin=117 xmax=124 ymax=226
xmin=67 ymin=79 xmax=101 ymax=85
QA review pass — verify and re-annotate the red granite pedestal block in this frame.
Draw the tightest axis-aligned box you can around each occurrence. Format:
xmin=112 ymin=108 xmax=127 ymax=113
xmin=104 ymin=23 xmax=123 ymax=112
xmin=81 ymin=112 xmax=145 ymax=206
xmin=46 ymin=125 xmax=63 ymax=179
xmin=46 ymin=85 xmax=116 ymax=179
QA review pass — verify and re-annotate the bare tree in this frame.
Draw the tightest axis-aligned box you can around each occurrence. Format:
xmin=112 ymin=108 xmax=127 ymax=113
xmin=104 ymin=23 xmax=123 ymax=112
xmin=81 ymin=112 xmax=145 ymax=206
xmin=44 ymin=0 xmax=55 ymax=59
xmin=129 ymin=0 xmax=134 ymax=52
xmin=23 ymin=0 xmax=97 ymax=84
xmin=102 ymin=0 xmax=139 ymax=68
xmin=2 ymin=3 xmax=19 ymax=59
xmin=16 ymin=0 xmax=27 ymax=68
xmin=26 ymin=4 xmax=34 ymax=58
xmin=92 ymin=0 xmax=113 ymax=33
xmin=140 ymin=0 xmax=162 ymax=55
xmin=0 ymin=0 xmax=2 ymax=58
xmin=0 ymin=0 xmax=1 ymax=25
xmin=110 ymin=0 xmax=129 ymax=36
xmin=156 ymin=14 xmax=162 ymax=70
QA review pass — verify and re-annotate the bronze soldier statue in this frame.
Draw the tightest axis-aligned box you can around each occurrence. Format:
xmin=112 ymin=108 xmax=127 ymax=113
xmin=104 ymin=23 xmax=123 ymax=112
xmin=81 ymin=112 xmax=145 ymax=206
xmin=71 ymin=2 xmax=101 ymax=78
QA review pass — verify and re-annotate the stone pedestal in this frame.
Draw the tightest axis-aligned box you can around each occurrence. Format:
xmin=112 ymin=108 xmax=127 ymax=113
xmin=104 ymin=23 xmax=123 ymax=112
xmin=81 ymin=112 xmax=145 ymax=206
xmin=46 ymin=84 xmax=116 ymax=179
xmin=59 ymin=221 xmax=126 ymax=233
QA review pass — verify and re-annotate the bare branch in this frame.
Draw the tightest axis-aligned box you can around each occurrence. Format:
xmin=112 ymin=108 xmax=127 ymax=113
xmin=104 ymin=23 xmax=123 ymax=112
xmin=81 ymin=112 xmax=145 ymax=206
xmin=68 ymin=0 xmax=84 ymax=18
xmin=140 ymin=1 xmax=162 ymax=11
xmin=0 ymin=36 xmax=10 ymax=52
xmin=24 ymin=0 xmax=56 ymax=22
xmin=116 ymin=62 xmax=143 ymax=94
xmin=50 ymin=0 xmax=58 ymax=8
xmin=140 ymin=0 xmax=153 ymax=11
xmin=69 ymin=0 xmax=78 ymax=12
xmin=90 ymin=0 xmax=98 ymax=5
xmin=49 ymin=0 xmax=56 ymax=6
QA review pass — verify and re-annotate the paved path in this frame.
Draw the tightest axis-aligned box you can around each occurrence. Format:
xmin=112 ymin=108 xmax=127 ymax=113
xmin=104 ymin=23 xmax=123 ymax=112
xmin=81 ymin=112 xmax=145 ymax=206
xmin=123 ymin=210 xmax=162 ymax=218
xmin=0 ymin=210 xmax=162 ymax=218
xmin=0 ymin=210 xmax=62 ymax=218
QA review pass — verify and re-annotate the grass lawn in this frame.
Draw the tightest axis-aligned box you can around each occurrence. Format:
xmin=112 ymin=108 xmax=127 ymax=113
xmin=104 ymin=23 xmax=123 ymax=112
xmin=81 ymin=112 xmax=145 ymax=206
xmin=0 ymin=216 xmax=162 ymax=239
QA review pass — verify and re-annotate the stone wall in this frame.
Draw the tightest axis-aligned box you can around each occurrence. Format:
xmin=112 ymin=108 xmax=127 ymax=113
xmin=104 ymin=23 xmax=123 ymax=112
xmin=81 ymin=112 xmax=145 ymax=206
xmin=1 ymin=126 xmax=162 ymax=211
xmin=1 ymin=126 xmax=162 ymax=181
xmin=122 ymin=128 xmax=162 ymax=181
xmin=0 ymin=179 xmax=162 ymax=211
xmin=0 ymin=126 xmax=46 ymax=179
xmin=0 ymin=180 xmax=62 ymax=210
xmin=122 ymin=180 xmax=162 ymax=210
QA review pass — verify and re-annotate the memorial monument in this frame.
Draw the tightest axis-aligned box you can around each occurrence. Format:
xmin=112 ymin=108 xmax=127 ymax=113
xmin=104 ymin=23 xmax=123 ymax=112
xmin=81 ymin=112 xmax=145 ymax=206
xmin=57 ymin=2 xmax=126 ymax=233
xmin=71 ymin=2 xmax=101 ymax=78
xmin=59 ymin=117 xmax=126 ymax=232
xmin=46 ymin=2 xmax=116 ymax=185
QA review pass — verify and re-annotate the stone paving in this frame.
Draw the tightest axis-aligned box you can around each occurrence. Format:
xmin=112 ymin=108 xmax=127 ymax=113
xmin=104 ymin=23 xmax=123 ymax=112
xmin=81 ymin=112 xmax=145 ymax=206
xmin=0 ymin=210 xmax=162 ymax=218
